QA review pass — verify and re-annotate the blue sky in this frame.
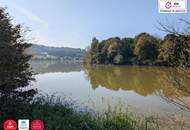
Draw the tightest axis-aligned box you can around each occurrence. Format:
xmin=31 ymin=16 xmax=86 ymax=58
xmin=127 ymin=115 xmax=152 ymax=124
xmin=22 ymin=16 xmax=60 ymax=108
xmin=0 ymin=0 xmax=189 ymax=48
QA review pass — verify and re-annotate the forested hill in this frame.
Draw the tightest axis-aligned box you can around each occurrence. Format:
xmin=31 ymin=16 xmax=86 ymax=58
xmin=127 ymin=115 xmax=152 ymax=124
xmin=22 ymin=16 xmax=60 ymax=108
xmin=29 ymin=44 xmax=85 ymax=60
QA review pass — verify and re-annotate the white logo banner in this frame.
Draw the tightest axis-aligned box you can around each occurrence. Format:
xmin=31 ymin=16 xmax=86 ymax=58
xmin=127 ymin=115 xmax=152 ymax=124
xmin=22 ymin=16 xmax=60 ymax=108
xmin=158 ymin=0 xmax=187 ymax=13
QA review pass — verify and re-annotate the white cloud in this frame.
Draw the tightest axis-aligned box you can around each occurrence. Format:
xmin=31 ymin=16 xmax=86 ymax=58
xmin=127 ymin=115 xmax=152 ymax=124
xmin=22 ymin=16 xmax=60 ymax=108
xmin=12 ymin=4 xmax=49 ymax=28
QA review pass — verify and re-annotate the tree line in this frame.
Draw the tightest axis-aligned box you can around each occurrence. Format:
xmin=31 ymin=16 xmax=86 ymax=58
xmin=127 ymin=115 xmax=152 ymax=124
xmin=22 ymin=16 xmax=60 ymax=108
xmin=84 ymin=32 xmax=190 ymax=67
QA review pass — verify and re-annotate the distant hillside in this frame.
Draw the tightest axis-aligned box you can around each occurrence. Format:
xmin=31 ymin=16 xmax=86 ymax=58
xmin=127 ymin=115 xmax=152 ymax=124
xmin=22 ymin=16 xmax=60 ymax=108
xmin=29 ymin=44 xmax=85 ymax=60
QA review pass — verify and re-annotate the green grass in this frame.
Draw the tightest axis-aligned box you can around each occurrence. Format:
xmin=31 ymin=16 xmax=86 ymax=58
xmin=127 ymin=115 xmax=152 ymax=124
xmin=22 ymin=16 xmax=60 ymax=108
xmin=2 ymin=94 xmax=189 ymax=130
xmin=4 ymin=94 xmax=186 ymax=130
xmin=2 ymin=94 xmax=158 ymax=130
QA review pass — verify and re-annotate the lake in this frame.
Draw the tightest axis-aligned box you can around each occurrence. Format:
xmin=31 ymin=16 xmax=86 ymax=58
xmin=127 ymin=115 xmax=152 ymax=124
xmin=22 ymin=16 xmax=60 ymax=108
xmin=31 ymin=60 xmax=190 ymax=121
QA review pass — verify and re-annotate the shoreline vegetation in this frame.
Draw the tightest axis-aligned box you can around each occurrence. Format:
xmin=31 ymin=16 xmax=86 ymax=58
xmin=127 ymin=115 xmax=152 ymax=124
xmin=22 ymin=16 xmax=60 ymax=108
xmin=0 ymin=7 xmax=190 ymax=130
xmin=4 ymin=94 xmax=187 ymax=130
xmin=84 ymin=33 xmax=190 ymax=67
xmin=3 ymin=95 xmax=158 ymax=130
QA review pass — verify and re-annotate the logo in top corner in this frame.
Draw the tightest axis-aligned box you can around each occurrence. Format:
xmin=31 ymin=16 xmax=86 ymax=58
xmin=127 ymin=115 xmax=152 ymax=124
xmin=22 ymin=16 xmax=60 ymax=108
xmin=159 ymin=0 xmax=187 ymax=13
xmin=165 ymin=1 xmax=172 ymax=9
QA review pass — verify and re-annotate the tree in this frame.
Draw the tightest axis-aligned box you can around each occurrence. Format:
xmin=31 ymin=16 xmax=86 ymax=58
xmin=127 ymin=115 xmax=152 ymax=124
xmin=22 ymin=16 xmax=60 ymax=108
xmin=84 ymin=46 xmax=92 ymax=64
xmin=0 ymin=7 xmax=37 ymax=119
xmin=90 ymin=37 xmax=100 ymax=64
xmin=157 ymin=19 xmax=190 ymax=67
xmin=134 ymin=33 xmax=159 ymax=65
xmin=107 ymin=37 xmax=122 ymax=62
xmin=121 ymin=38 xmax=134 ymax=64
xmin=158 ymin=34 xmax=177 ymax=66
xmin=158 ymin=34 xmax=190 ymax=67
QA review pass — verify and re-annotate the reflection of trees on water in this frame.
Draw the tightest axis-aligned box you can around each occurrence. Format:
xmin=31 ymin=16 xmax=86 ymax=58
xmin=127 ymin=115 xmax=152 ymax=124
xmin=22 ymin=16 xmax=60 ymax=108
xmin=155 ymin=68 xmax=190 ymax=129
xmin=157 ymin=68 xmax=190 ymax=112
xmin=84 ymin=65 xmax=190 ymax=127
xmin=84 ymin=65 xmax=190 ymax=97
xmin=30 ymin=60 xmax=83 ymax=74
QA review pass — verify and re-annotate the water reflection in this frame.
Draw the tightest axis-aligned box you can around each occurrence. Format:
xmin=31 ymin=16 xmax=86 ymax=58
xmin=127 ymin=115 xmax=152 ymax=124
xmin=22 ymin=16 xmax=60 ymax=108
xmin=31 ymin=60 xmax=190 ymax=98
xmin=84 ymin=65 xmax=190 ymax=97
xmin=30 ymin=60 xmax=83 ymax=74
xmin=31 ymin=61 xmax=190 ymax=119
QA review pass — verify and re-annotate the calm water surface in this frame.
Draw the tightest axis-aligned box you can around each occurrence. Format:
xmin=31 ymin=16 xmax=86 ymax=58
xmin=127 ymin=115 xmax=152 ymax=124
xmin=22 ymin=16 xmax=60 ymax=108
xmin=31 ymin=60 xmax=190 ymax=119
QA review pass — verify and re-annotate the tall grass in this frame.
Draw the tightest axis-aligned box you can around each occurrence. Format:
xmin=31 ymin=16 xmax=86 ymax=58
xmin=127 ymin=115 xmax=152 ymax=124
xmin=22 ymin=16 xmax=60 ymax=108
xmin=5 ymin=94 xmax=158 ymax=130
xmin=1 ymin=94 xmax=186 ymax=130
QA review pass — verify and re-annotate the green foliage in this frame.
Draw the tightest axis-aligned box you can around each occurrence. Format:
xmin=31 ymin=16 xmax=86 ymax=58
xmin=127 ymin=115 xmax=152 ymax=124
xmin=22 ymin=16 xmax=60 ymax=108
xmin=85 ymin=32 xmax=189 ymax=67
xmin=85 ymin=37 xmax=134 ymax=65
xmin=121 ymin=38 xmax=134 ymax=63
xmin=2 ymin=94 xmax=156 ymax=130
xmin=0 ymin=7 xmax=37 ymax=119
xmin=158 ymin=34 xmax=190 ymax=67
xmin=90 ymin=37 xmax=100 ymax=64
xmin=134 ymin=33 xmax=159 ymax=65
xmin=113 ymin=54 xmax=124 ymax=64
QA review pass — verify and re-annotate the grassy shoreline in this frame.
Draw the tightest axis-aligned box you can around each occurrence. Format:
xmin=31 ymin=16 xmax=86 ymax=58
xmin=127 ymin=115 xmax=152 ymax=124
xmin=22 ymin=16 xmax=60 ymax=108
xmin=1 ymin=94 xmax=189 ymax=130
xmin=1 ymin=94 xmax=159 ymax=130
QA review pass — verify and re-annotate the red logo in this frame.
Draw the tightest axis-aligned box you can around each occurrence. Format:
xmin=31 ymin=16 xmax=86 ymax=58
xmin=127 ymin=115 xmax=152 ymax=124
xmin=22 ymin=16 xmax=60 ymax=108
xmin=31 ymin=119 xmax=44 ymax=130
xmin=165 ymin=1 xmax=172 ymax=9
xmin=3 ymin=120 xmax=17 ymax=130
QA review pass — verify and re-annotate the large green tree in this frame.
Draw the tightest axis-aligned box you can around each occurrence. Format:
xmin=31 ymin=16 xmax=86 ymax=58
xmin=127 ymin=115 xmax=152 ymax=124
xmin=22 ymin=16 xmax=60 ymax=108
xmin=121 ymin=37 xmax=134 ymax=64
xmin=0 ymin=7 xmax=36 ymax=119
